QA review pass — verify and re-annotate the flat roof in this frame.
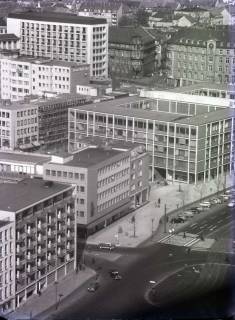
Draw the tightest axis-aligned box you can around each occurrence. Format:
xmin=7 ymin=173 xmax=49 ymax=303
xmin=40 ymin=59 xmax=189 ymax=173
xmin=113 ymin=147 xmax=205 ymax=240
xmin=178 ymin=108 xmax=235 ymax=126
xmin=74 ymin=102 xmax=191 ymax=122
xmin=8 ymin=56 xmax=80 ymax=68
xmin=140 ymin=90 xmax=230 ymax=107
xmin=0 ymin=151 xmax=50 ymax=165
xmin=65 ymin=148 xmax=123 ymax=168
xmin=0 ymin=178 xmax=72 ymax=212
xmin=170 ymin=83 xmax=235 ymax=93
xmin=0 ymin=220 xmax=11 ymax=228
xmin=8 ymin=12 xmax=107 ymax=25
xmin=0 ymin=101 xmax=38 ymax=110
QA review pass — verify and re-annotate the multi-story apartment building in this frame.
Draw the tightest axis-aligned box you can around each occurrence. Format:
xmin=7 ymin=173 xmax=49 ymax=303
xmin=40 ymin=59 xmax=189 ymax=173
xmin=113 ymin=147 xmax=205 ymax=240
xmin=0 ymin=56 xmax=90 ymax=101
xmin=109 ymin=26 xmax=156 ymax=78
xmin=7 ymin=12 xmax=109 ymax=78
xmin=0 ymin=102 xmax=38 ymax=151
xmin=68 ymin=96 xmax=235 ymax=184
xmin=0 ymin=178 xmax=75 ymax=310
xmin=79 ymin=1 xmax=124 ymax=26
xmin=166 ymin=27 xmax=235 ymax=86
xmin=0 ymin=219 xmax=15 ymax=314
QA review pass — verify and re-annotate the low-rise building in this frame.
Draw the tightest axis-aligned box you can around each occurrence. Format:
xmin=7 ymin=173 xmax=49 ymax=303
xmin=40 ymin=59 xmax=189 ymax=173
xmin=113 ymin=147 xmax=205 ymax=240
xmin=0 ymin=219 xmax=15 ymax=314
xmin=0 ymin=102 xmax=39 ymax=151
xmin=0 ymin=56 xmax=90 ymax=101
xmin=0 ymin=18 xmax=7 ymax=34
xmin=0 ymin=178 xmax=75 ymax=310
xmin=109 ymin=26 xmax=156 ymax=78
xmin=0 ymin=34 xmax=19 ymax=51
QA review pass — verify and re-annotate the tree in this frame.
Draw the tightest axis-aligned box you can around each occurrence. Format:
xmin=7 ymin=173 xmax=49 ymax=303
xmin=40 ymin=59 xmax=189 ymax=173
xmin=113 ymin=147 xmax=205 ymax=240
xmin=118 ymin=15 xmax=134 ymax=27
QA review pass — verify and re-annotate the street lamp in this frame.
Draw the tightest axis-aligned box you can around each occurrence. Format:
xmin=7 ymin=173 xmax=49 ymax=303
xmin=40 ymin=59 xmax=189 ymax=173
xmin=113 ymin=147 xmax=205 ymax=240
xmin=151 ymin=218 xmax=154 ymax=238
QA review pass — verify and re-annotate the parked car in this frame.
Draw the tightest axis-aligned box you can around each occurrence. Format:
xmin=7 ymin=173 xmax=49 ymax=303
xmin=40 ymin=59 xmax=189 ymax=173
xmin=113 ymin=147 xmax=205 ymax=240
xmin=178 ymin=214 xmax=187 ymax=221
xmin=227 ymin=201 xmax=235 ymax=208
xmin=171 ymin=217 xmax=185 ymax=224
xmin=87 ymin=281 xmax=99 ymax=292
xmin=189 ymin=207 xmax=200 ymax=214
xmin=183 ymin=211 xmax=194 ymax=218
xmin=196 ymin=206 xmax=204 ymax=212
xmin=211 ymin=198 xmax=222 ymax=204
xmin=220 ymin=194 xmax=229 ymax=201
xmin=199 ymin=201 xmax=211 ymax=208
xmin=109 ymin=270 xmax=122 ymax=280
xmin=98 ymin=243 xmax=115 ymax=250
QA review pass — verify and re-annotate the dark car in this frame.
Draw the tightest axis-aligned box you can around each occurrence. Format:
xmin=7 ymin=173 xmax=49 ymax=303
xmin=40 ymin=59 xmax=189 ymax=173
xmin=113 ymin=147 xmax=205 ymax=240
xmin=109 ymin=270 xmax=122 ymax=280
xmin=189 ymin=207 xmax=200 ymax=214
xmin=87 ymin=281 xmax=99 ymax=292
xmin=170 ymin=217 xmax=185 ymax=224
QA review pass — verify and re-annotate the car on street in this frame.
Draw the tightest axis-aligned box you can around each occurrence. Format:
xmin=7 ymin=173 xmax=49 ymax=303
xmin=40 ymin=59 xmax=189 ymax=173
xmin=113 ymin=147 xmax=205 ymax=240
xmin=210 ymin=198 xmax=222 ymax=204
xmin=98 ymin=242 xmax=115 ymax=250
xmin=178 ymin=214 xmax=187 ymax=221
xmin=196 ymin=206 xmax=204 ymax=212
xmin=87 ymin=281 xmax=100 ymax=292
xmin=189 ymin=207 xmax=200 ymax=214
xmin=109 ymin=270 xmax=122 ymax=280
xmin=220 ymin=194 xmax=229 ymax=201
xmin=199 ymin=201 xmax=211 ymax=208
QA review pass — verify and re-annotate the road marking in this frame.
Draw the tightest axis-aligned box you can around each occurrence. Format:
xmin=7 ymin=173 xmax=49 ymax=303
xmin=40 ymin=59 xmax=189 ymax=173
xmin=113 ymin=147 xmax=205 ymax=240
xmin=190 ymin=223 xmax=198 ymax=227
xmin=184 ymin=238 xmax=200 ymax=247
xmin=158 ymin=234 xmax=172 ymax=243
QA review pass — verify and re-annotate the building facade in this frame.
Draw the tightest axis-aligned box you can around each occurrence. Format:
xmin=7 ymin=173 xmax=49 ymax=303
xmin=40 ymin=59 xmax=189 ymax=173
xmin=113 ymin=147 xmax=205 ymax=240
xmin=78 ymin=2 xmax=124 ymax=26
xmin=0 ymin=219 xmax=15 ymax=314
xmin=7 ymin=12 xmax=108 ymax=78
xmin=0 ymin=102 xmax=39 ymax=151
xmin=166 ymin=27 xmax=235 ymax=86
xmin=0 ymin=57 xmax=90 ymax=101
xmin=68 ymin=96 xmax=234 ymax=184
xmin=109 ymin=26 xmax=156 ymax=78
xmin=0 ymin=178 xmax=75 ymax=310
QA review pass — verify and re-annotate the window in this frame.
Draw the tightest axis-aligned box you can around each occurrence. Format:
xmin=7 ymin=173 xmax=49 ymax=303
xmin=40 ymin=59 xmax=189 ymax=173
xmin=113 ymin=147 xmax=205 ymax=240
xmin=80 ymin=199 xmax=85 ymax=204
xmin=80 ymin=211 xmax=85 ymax=217
xmin=80 ymin=186 xmax=85 ymax=192
xmin=80 ymin=173 xmax=85 ymax=180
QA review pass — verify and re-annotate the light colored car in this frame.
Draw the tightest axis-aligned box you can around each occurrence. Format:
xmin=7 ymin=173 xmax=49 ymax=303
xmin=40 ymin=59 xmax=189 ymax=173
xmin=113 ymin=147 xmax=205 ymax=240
xmin=98 ymin=242 xmax=115 ymax=250
xmin=87 ymin=282 xmax=99 ymax=292
xmin=220 ymin=194 xmax=229 ymax=201
xmin=227 ymin=202 xmax=235 ymax=208
xmin=211 ymin=198 xmax=222 ymax=204
xmin=199 ymin=201 xmax=211 ymax=208
xmin=178 ymin=214 xmax=187 ymax=221
xmin=183 ymin=211 xmax=194 ymax=218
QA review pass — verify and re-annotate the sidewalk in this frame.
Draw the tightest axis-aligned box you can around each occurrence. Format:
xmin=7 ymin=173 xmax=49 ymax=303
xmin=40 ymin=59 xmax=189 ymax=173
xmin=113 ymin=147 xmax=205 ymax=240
xmin=8 ymin=267 xmax=95 ymax=320
xmin=87 ymin=176 xmax=233 ymax=248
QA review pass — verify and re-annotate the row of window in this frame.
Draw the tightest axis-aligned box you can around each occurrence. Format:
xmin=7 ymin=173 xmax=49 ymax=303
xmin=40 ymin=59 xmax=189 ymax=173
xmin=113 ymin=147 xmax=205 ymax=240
xmin=98 ymin=168 xmax=130 ymax=188
xmin=97 ymin=179 xmax=129 ymax=201
xmin=17 ymin=109 xmax=37 ymax=117
xmin=45 ymin=169 xmax=85 ymax=180
xmin=97 ymin=191 xmax=129 ymax=213
xmin=98 ymin=158 xmax=129 ymax=176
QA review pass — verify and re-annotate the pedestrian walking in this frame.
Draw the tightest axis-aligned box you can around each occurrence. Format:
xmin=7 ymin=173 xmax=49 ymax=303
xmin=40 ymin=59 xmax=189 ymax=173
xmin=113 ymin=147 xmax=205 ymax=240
xmin=155 ymin=201 xmax=157 ymax=208
xmin=158 ymin=198 xmax=161 ymax=207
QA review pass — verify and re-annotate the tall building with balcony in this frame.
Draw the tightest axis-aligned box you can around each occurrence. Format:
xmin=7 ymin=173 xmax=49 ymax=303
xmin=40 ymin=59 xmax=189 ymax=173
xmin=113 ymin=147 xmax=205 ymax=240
xmin=0 ymin=56 xmax=91 ymax=101
xmin=68 ymin=96 xmax=234 ymax=184
xmin=7 ymin=12 xmax=109 ymax=78
xmin=0 ymin=178 xmax=75 ymax=310
xmin=0 ymin=102 xmax=38 ymax=151
xmin=0 ymin=219 xmax=15 ymax=315
xmin=166 ymin=27 xmax=235 ymax=86
xmin=109 ymin=26 xmax=156 ymax=78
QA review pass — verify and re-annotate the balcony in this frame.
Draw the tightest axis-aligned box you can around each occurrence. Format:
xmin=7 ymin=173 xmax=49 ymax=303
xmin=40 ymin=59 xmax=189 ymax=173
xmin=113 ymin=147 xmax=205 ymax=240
xmin=16 ymin=248 xmax=25 ymax=257
xmin=16 ymin=275 xmax=25 ymax=284
xmin=57 ymin=229 xmax=65 ymax=235
xmin=26 ymin=243 xmax=35 ymax=251
xmin=26 ymin=256 xmax=35 ymax=263
xmin=26 ymin=267 xmax=36 ymax=276
xmin=47 ymin=232 xmax=56 ymax=239
xmin=57 ymin=251 xmax=65 ymax=258
xmin=66 ymin=233 xmax=75 ymax=241
xmin=37 ymin=262 xmax=47 ymax=270
xmin=47 ymin=219 xmax=55 ymax=227
xmin=57 ymin=241 xmax=65 ymax=248
xmin=66 ymin=246 xmax=74 ymax=253
xmin=16 ymin=235 xmax=25 ymax=244
xmin=16 ymin=261 xmax=25 ymax=270
xmin=37 ymin=237 xmax=45 ymax=245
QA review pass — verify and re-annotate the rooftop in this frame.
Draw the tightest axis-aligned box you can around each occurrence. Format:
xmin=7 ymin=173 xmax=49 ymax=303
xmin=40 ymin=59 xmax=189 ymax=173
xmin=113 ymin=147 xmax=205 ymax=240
xmin=178 ymin=108 xmax=235 ymax=126
xmin=170 ymin=82 xmax=235 ymax=94
xmin=59 ymin=148 xmax=123 ymax=168
xmin=109 ymin=26 xmax=154 ymax=44
xmin=0 ymin=33 xmax=19 ymax=41
xmin=0 ymin=151 xmax=50 ymax=165
xmin=0 ymin=101 xmax=38 ymax=110
xmin=0 ymin=178 xmax=72 ymax=212
xmin=8 ymin=11 xmax=107 ymax=25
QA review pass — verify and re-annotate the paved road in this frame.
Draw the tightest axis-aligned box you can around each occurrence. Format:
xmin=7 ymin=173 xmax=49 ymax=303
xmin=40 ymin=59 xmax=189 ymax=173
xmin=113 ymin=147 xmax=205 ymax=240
xmin=41 ymin=243 xmax=232 ymax=320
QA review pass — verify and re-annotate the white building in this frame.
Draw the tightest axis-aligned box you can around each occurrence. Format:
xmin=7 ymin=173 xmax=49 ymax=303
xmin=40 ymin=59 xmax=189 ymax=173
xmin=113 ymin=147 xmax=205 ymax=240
xmin=0 ymin=102 xmax=39 ymax=151
xmin=0 ymin=219 xmax=15 ymax=315
xmin=7 ymin=12 xmax=108 ymax=78
xmin=1 ymin=56 xmax=90 ymax=101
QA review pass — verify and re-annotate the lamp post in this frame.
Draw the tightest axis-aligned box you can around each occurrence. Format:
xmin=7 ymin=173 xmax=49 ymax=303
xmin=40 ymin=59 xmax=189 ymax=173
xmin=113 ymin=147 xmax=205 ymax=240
xmin=54 ymin=280 xmax=58 ymax=310
xmin=151 ymin=218 xmax=154 ymax=238
xmin=164 ymin=204 xmax=167 ymax=233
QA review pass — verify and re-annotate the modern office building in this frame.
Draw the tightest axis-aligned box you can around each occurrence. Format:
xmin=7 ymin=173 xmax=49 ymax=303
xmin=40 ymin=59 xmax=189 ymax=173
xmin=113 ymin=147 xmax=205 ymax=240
xmin=68 ymin=96 xmax=235 ymax=184
xmin=0 ymin=101 xmax=39 ymax=151
xmin=109 ymin=26 xmax=156 ymax=78
xmin=166 ymin=27 xmax=235 ymax=86
xmin=0 ymin=56 xmax=90 ymax=101
xmin=0 ymin=219 xmax=15 ymax=314
xmin=43 ymin=144 xmax=149 ymax=235
xmin=0 ymin=178 xmax=75 ymax=310
xmin=78 ymin=2 xmax=124 ymax=26
xmin=7 ymin=12 xmax=109 ymax=78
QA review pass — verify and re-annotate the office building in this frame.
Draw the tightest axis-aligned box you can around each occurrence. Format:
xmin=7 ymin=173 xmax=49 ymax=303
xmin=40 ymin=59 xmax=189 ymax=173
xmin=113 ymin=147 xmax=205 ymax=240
xmin=0 ymin=102 xmax=38 ymax=151
xmin=166 ymin=27 xmax=235 ymax=86
xmin=79 ymin=2 xmax=124 ymax=26
xmin=0 ymin=56 xmax=90 ymax=101
xmin=0 ymin=178 xmax=75 ymax=310
xmin=0 ymin=219 xmax=15 ymax=314
xmin=43 ymin=144 xmax=149 ymax=234
xmin=7 ymin=12 xmax=109 ymax=78
xmin=68 ymin=95 xmax=234 ymax=184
